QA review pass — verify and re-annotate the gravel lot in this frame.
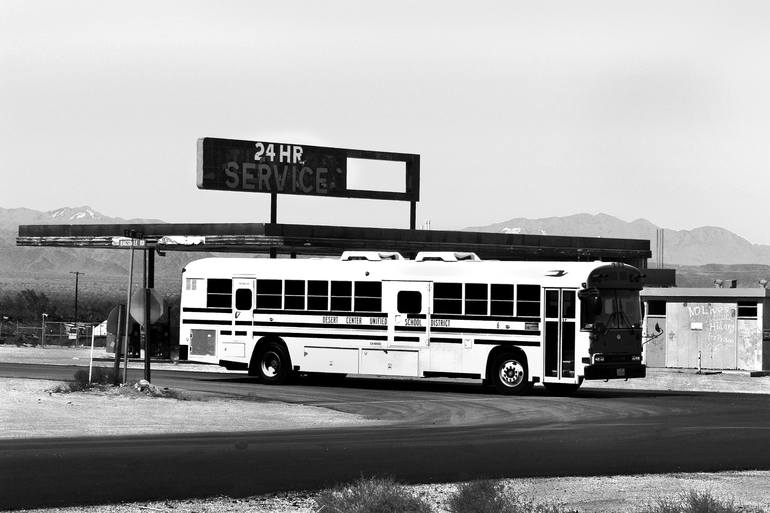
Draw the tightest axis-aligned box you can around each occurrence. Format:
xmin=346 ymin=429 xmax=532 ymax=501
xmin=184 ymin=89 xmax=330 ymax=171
xmin=1 ymin=378 xmax=380 ymax=438
xmin=3 ymin=345 xmax=770 ymax=512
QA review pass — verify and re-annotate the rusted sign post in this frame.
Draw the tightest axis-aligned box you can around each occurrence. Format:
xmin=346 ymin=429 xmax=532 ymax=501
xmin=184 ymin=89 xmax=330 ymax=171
xmin=197 ymin=138 xmax=420 ymax=230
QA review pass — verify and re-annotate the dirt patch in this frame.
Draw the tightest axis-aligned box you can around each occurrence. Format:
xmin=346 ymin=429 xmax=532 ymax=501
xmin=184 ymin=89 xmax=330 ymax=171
xmin=0 ymin=345 xmax=231 ymax=373
xmin=0 ymin=378 xmax=381 ymax=439
xmin=585 ymin=368 xmax=770 ymax=395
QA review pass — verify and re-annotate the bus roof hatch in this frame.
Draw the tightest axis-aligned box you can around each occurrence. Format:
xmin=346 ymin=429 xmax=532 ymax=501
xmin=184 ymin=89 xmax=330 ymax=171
xmin=340 ymin=251 xmax=404 ymax=261
xmin=415 ymin=252 xmax=481 ymax=262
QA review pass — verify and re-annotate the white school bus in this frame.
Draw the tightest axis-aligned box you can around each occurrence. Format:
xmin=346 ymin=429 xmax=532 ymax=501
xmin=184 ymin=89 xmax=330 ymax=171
xmin=179 ymin=252 xmax=646 ymax=394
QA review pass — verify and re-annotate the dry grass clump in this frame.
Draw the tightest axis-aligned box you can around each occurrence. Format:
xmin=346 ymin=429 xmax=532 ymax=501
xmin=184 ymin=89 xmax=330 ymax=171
xmin=315 ymin=476 xmax=433 ymax=513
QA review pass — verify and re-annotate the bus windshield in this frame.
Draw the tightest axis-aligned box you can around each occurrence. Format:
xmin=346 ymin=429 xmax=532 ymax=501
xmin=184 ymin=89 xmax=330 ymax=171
xmin=583 ymin=289 xmax=642 ymax=329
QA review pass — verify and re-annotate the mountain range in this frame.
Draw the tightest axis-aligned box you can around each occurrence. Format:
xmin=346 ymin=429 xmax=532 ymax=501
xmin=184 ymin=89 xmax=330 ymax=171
xmin=466 ymin=213 xmax=770 ymax=267
xmin=0 ymin=207 xmax=190 ymax=302
xmin=2 ymin=207 xmax=770 ymax=293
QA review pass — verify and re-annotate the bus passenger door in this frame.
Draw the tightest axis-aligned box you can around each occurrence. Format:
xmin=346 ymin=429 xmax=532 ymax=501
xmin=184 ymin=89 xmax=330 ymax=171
xmin=543 ymin=288 xmax=578 ymax=383
xmin=370 ymin=281 xmax=431 ymax=376
xmin=223 ymin=278 xmax=255 ymax=362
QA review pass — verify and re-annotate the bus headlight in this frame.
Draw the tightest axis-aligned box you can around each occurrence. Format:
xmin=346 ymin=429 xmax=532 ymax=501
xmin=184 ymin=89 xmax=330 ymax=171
xmin=593 ymin=354 xmax=605 ymax=363
xmin=631 ymin=355 xmax=642 ymax=362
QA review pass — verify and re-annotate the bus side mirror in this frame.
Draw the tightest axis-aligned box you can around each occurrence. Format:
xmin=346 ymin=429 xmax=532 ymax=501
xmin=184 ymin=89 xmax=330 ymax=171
xmin=654 ymin=323 xmax=662 ymax=334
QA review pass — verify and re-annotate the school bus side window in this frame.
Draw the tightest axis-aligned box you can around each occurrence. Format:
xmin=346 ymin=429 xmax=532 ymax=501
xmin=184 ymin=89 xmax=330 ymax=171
xmin=517 ymin=284 xmax=541 ymax=318
xmin=284 ymin=280 xmax=306 ymax=310
xmin=434 ymin=282 xmax=462 ymax=314
xmin=257 ymin=280 xmax=282 ymax=310
xmin=307 ymin=281 xmax=329 ymax=310
xmin=207 ymin=279 xmax=232 ymax=308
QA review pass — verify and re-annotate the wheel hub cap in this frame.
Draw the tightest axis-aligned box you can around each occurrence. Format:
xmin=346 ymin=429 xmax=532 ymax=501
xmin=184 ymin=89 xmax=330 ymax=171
xmin=499 ymin=360 xmax=524 ymax=387
xmin=261 ymin=351 xmax=280 ymax=377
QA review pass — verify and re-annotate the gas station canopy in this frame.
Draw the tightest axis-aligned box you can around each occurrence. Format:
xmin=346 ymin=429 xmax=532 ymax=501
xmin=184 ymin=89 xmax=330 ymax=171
xmin=17 ymin=222 xmax=651 ymax=268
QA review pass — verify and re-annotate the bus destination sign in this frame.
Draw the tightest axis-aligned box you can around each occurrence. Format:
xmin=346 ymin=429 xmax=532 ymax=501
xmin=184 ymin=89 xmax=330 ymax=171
xmin=197 ymin=137 xmax=419 ymax=201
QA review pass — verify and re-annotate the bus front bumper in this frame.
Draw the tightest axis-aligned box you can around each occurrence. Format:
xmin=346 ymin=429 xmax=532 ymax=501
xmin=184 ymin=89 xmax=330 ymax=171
xmin=584 ymin=363 xmax=646 ymax=380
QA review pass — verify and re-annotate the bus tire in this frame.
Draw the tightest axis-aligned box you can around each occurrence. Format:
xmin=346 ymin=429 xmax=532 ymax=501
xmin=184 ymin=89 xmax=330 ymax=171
xmin=543 ymin=382 xmax=582 ymax=396
xmin=489 ymin=351 xmax=532 ymax=395
xmin=253 ymin=341 xmax=292 ymax=385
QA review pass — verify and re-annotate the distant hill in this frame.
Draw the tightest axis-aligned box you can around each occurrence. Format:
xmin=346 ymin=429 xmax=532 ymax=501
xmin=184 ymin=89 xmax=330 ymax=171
xmin=466 ymin=212 xmax=770 ymax=266
xmin=4 ymin=208 xmax=770 ymax=299
xmin=671 ymin=264 xmax=770 ymax=288
xmin=0 ymin=206 xmax=199 ymax=301
xmin=0 ymin=206 xmax=163 ymax=231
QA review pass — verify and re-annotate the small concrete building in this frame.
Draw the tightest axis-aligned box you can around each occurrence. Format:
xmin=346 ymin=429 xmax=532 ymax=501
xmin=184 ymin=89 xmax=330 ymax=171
xmin=642 ymin=288 xmax=770 ymax=372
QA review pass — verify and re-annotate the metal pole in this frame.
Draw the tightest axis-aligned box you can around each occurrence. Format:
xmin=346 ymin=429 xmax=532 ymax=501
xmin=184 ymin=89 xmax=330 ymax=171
xmin=143 ymin=249 xmax=151 ymax=383
xmin=410 ymin=201 xmax=416 ymax=230
xmin=88 ymin=325 xmax=95 ymax=384
xmin=112 ymin=305 xmax=123 ymax=385
xmin=270 ymin=193 xmax=277 ymax=259
xmin=41 ymin=314 xmax=46 ymax=348
xmin=122 ymin=247 xmax=135 ymax=384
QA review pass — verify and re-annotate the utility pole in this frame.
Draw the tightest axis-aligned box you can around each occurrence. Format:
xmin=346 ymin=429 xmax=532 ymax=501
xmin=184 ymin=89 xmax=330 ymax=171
xmin=70 ymin=271 xmax=85 ymax=323
xmin=70 ymin=271 xmax=84 ymax=345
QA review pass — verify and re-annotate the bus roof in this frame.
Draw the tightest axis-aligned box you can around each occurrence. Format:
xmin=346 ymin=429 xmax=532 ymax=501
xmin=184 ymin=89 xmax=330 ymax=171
xmin=183 ymin=257 xmax=637 ymax=288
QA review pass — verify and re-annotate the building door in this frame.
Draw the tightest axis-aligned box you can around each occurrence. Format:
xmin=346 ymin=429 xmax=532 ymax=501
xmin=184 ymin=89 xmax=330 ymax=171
xmin=544 ymin=288 xmax=577 ymax=382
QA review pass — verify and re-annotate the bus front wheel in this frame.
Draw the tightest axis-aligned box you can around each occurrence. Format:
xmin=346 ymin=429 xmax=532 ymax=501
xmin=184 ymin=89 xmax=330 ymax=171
xmin=490 ymin=352 xmax=533 ymax=395
xmin=254 ymin=342 xmax=291 ymax=385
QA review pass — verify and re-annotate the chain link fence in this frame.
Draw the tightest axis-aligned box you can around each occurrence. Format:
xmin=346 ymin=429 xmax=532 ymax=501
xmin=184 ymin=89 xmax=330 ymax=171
xmin=0 ymin=321 xmax=106 ymax=347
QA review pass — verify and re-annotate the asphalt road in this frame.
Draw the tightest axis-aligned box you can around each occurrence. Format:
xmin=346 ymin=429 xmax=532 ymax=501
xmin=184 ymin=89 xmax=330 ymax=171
xmin=2 ymin=363 xmax=770 ymax=510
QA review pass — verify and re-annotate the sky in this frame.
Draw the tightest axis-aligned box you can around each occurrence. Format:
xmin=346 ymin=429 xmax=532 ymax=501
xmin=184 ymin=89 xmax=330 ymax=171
xmin=2 ymin=1 xmax=770 ymax=242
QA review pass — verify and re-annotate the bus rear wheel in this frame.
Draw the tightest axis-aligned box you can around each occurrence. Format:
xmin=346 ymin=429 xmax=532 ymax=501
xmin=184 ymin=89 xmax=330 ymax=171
xmin=253 ymin=342 xmax=291 ymax=385
xmin=490 ymin=352 xmax=532 ymax=395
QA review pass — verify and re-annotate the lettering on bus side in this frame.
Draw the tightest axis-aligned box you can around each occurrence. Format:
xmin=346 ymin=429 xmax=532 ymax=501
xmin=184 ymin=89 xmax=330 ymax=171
xmin=323 ymin=316 xmax=339 ymax=324
xmin=405 ymin=318 xmax=422 ymax=327
xmin=345 ymin=316 xmax=363 ymax=325
xmin=431 ymin=319 xmax=450 ymax=328
xmin=370 ymin=317 xmax=387 ymax=325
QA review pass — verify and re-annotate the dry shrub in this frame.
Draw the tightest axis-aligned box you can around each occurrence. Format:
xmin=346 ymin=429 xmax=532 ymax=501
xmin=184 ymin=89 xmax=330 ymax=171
xmin=52 ymin=367 xmax=118 ymax=392
xmin=640 ymin=490 xmax=765 ymax=513
xmin=447 ymin=480 xmax=572 ymax=513
xmin=314 ymin=476 xmax=432 ymax=513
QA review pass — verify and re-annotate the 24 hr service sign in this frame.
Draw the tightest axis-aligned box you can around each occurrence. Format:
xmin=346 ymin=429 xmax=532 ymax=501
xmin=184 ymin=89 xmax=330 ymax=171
xmin=196 ymin=137 xmax=419 ymax=201
xmin=197 ymin=137 xmax=347 ymax=197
